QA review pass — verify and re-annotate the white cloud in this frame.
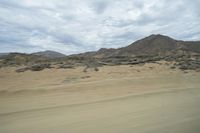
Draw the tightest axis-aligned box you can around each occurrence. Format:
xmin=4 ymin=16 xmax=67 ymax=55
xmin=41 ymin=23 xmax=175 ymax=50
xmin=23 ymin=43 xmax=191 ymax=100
xmin=0 ymin=0 xmax=199 ymax=54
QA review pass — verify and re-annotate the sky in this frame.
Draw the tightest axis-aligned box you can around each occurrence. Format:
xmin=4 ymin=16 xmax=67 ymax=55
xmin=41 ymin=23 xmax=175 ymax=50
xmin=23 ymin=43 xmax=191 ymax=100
xmin=0 ymin=0 xmax=200 ymax=55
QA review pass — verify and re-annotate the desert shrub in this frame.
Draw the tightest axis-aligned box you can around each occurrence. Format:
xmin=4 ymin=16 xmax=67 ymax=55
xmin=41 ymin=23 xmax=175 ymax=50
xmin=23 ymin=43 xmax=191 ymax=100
xmin=83 ymin=67 xmax=88 ymax=73
xmin=94 ymin=67 xmax=99 ymax=71
xmin=16 ymin=67 xmax=29 ymax=73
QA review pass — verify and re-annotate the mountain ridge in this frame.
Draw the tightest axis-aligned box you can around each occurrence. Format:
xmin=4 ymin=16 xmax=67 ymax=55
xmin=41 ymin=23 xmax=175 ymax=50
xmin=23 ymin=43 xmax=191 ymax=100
xmin=0 ymin=50 xmax=66 ymax=59
xmin=0 ymin=34 xmax=200 ymax=72
xmin=32 ymin=50 xmax=66 ymax=58
xmin=75 ymin=34 xmax=200 ymax=58
xmin=0 ymin=34 xmax=200 ymax=58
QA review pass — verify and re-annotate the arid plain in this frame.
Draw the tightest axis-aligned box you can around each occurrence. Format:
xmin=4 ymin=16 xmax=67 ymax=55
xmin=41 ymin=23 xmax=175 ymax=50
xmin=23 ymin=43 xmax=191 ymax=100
xmin=0 ymin=61 xmax=200 ymax=133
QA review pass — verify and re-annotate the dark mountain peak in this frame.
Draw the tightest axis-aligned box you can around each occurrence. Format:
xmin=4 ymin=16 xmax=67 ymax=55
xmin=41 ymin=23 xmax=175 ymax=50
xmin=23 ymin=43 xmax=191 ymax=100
xmin=77 ymin=34 xmax=200 ymax=58
xmin=148 ymin=34 xmax=167 ymax=38
xmin=98 ymin=48 xmax=116 ymax=53
xmin=117 ymin=34 xmax=177 ymax=56
xmin=98 ymin=48 xmax=108 ymax=52
xmin=142 ymin=34 xmax=175 ymax=42
xmin=147 ymin=34 xmax=162 ymax=38
xmin=33 ymin=50 xmax=66 ymax=58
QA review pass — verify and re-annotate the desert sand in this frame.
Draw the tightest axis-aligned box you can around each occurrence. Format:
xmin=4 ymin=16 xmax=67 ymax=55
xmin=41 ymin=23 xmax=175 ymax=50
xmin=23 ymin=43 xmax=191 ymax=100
xmin=0 ymin=62 xmax=200 ymax=133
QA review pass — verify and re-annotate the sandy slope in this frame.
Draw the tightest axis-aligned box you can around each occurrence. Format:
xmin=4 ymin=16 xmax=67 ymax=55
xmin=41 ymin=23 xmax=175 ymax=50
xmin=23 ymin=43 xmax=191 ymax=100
xmin=0 ymin=62 xmax=200 ymax=133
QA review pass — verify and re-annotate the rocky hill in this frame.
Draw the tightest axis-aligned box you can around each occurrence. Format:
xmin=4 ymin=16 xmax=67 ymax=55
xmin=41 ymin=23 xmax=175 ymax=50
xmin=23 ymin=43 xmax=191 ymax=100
xmin=0 ymin=53 xmax=46 ymax=67
xmin=76 ymin=34 xmax=200 ymax=58
xmin=0 ymin=53 xmax=9 ymax=57
xmin=33 ymin=50 xmax=66 ymax=58
xmin=0 ymin=34 xmax=200 ymax=72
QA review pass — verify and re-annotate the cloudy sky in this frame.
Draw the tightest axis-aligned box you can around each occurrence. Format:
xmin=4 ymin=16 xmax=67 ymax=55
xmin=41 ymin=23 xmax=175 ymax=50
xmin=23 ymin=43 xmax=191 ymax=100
xmin=0 ymin=0 xmax=200 ymax=54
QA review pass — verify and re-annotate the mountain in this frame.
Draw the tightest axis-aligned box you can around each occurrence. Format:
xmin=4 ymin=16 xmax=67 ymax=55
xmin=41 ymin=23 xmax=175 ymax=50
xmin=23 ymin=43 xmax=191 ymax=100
xmin=0 ymin=53 xmax=9 ymax=57
xmin=118 ymin=34 xmax=200 ymax=56
xmin=0 ymin=51 xmax=66 ymax=67
xmin=33 ymin=50 xmax=66 ymax=58
xmin=1 ymin=34 xmax=199 ymax=59
xmin=76 ymin=34 xmax=200 ymax=58
xmin=0 ymin=52 xmax=47 ymax=66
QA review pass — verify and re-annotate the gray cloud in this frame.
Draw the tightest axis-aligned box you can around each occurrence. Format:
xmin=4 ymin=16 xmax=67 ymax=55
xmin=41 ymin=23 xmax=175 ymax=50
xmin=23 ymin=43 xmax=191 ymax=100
xmin=0 ymin=0 xmax=200 ymax=54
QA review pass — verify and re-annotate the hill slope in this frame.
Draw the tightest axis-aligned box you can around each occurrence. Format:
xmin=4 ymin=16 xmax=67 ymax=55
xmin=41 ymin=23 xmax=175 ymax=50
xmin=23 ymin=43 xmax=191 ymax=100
xmin=119 ymin=34 xmax=200 ymax=56
xmin=33 ymin=50 xmax=66 ymax=58
xmin=77 ymin=34 xmax=200 ymax=58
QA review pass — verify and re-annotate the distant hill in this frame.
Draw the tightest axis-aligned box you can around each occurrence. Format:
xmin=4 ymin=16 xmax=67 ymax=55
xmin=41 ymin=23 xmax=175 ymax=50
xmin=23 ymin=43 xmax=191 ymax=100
xmin=0 ymin=50 xmax=66 ymax=61
xmin=0 ymin=53 xmax=9 ymax=57
xmin=32 ymin=50 xmax=66 ymax=58
xmin=118 ymin=34 xmax=200 ymax=56
xmin=1 ymin=35 xmax=199 ymax=59
xmin=0 ymin=35 xmax=200 ymax=71
xmin=0 ymin=52 xmax=46 ymax=66
xmin=76 ymin=34 xmax=200 ymax=58
xmin=0 ymin=50 xmax=66 ymax=66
